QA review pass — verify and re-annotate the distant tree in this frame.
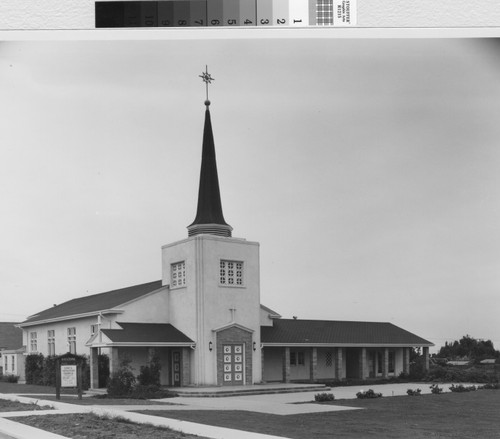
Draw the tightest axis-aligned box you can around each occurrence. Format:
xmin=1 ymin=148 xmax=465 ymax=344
xmin=437 ymin=335 xmax=500 ymax=361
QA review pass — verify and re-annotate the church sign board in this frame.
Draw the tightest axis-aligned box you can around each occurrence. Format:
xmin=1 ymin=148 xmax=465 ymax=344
xmin=55 ymin=353 xmax=82 ymax=400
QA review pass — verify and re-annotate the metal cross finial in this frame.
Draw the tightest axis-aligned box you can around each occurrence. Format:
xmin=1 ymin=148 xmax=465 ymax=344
xmin=199 ymin=65 xmax=214 ymax=106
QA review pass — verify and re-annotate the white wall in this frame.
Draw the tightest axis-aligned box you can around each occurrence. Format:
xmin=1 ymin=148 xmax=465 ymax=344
xmin=22 ymin=315 xmax=103 ymax=357
xmin=162 ymin=234 xmax=261 ymax=385
xmin=116 ymin=288 xmax=169 ymax=323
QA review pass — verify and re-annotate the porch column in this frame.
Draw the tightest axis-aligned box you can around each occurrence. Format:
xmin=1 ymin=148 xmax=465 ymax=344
xmin=261 ymin=348 xmax=265 ymax=382
xmin=403 ymin=348 xmax=410 ymax=375
xmin=90 ymin=347 xmax=99 ymax=389
xmin=423 ymin=346 xmax=430 ymax=373
xmin=335 ymin=347 xmax=343 ymax=380
xmin=109 ymin=347 xmax=120 ymax=376
xmin=382 ymin=348 xmax=389 ymax=379
xmin=359 ymin=348 xmax=367 ymax=380
xmin=309 ymin=348 xmax=317 ymax=382
xmin=282 ymin=347 xmax=290 ymax=383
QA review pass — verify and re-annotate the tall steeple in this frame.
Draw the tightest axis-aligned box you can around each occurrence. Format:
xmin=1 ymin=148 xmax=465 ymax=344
xmin=187 ymin=68 xmax=232 ymax=238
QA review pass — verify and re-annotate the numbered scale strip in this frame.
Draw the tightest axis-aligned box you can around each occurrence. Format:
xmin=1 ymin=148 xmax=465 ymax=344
xmin=95 ymin=0 xmax=355 ymax=28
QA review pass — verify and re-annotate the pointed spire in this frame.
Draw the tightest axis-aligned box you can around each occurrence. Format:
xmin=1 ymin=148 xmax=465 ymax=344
xmin=187 ymin=69 xmax=232 ymax=238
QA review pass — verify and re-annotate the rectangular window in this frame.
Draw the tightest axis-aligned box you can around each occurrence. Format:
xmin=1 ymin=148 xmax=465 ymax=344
xmin=220 ymin=260 xmax=244 ymax=286
xmin=47 ymin=330 xmax=55 ymax=356
xmin=171 ymin=261 xmax=186 ymax=288
xmin=10 ymin=355 xmax=15 ymax=373
xmin=290 ymin=351 xmax=305 ymax=366
xmin=90 ymin=324 xmax=98 ymax=336
xmin=29 ymin=332 xmax=37 ymax=352
xmin=67 ymin=327 xmax=76 ymax=354
xmin=388 ymin=350 xmax=395 ymax=373
xmin=298 ymin=351 xmax=305 ymax=365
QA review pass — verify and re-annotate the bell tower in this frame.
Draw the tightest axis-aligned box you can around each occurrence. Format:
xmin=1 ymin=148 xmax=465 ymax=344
xmin=162 ymin=68 xmax=261 ymax=386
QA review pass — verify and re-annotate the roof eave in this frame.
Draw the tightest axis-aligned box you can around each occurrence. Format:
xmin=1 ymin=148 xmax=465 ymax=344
xmin=261 ymin=342 xmax=434 ymax=348
xmin=18 ymin=309 xmax=124 ymax=327
xmin=87 ymin=342 xmax=196 ymax=348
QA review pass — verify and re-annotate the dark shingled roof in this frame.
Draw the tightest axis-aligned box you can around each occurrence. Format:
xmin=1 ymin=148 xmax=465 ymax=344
xmin=261 ymin=319 xmax=433 ymax=346
xmin=22 ymin=281 xmax=163 ymax=325
xmin=0 ymin=323 xmax=23 ymax=350
xmin=102 ymin=322 xmax=194 ymax=344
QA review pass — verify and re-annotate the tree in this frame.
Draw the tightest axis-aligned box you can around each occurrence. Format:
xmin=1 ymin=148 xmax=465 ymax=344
xmin=437 ymin=335 xmax=500 ymax=361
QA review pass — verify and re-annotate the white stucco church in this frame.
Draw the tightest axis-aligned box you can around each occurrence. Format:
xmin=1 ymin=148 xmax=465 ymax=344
xmin=19 ymin=88 xmax=432 ymax=389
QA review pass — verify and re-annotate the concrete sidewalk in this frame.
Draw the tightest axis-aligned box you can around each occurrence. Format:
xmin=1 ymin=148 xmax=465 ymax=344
xmin=0 ymin=382 xmax=467 ymax=439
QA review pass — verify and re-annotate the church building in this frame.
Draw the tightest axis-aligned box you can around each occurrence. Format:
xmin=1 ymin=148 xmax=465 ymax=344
xmin=18 ymin=84 xmax=433 ymax=388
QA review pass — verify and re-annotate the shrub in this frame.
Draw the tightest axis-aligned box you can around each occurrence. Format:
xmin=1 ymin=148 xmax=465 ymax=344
xmin=0 ymin=374 xmax=20 ymax=383
xmin=130 ymin=384 xmax=177 ymax=399
xmin=406 ymin=388 xmax=421 ymax=396
xmin=25 ymin=354 xmax=44 ymax=385
xmin=137 ymin=354 xmax=161 ymax=386
xmin=314 ymin=392 xmax=335 ymax=402
xmin=479 ymin=383 xmax=500 ymax=390
xmin=107 ymin=358 xmax=136 ymax=397
xmin=430 ymin=384 xmax=443 ymax=394
xmin=449 ymin=384 xmax=477 ymax=392
xmin=356 ymin=389 xmax=382 ymax=399
xmin=24 ymin=353 xmax=90 ymax=390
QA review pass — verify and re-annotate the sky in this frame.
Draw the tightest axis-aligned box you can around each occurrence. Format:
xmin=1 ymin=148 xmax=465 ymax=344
xmin=0 ymin=37 xmax=499 ymax=353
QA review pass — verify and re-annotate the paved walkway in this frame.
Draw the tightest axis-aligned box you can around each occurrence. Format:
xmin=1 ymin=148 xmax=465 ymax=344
xmin=0 ymin=382 xmax=467 ymax=439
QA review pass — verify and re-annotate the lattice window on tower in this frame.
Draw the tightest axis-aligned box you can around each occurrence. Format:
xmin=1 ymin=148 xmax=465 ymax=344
xmin=220 ymin=260 xmax=244 ymax=286
xmin=325 ymin=351 xmax=333 ymax=367
xmin=316 ymin=0 xmax=334 ymax=25
xmin=171 ymin=261 xmax=186 ymax=288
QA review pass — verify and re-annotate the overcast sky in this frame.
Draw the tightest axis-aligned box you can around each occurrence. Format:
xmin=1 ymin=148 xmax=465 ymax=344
xmin=1 ymin=37 xmax=499 ymax=352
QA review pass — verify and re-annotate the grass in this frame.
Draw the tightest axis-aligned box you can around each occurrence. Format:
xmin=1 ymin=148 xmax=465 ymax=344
xmin=14 ymin=412 xmax=206 ymax=439
xmin=135 ymin=390 xmax=500 ymax=438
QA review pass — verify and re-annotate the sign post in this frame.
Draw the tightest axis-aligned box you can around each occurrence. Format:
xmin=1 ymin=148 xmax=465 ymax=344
xmin=55 ymin=353 xmax=83 ymax=400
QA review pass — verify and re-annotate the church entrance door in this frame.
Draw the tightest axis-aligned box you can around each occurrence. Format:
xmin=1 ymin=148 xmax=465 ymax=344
xmin=222 ymin=344 xmax=244 ymax=385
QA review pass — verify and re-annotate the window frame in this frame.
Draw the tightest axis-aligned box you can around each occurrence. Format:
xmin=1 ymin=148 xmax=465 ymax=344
xmin=29 ymin=331 xmax=37 ymax=353
xmin=171 ymin=261 xmax=186 ymax=289
xmin=47 ymin=330 xmax=55 ymax=356
xmin=219 ymin=260 xmax=244 ymax=287
xmin=67 ymin=327 xmax=77 ymax=354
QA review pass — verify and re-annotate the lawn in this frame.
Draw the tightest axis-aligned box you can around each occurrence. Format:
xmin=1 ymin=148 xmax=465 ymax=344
xmin=135 ymin=390 xmax=500 ymax=438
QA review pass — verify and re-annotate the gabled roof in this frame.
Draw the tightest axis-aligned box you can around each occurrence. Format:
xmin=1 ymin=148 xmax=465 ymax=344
xmin=260 ymin=304 xmax=281 ymax=318
xmin=21 ymin=280 xmax=164 ymax=326
xmin=101 ymin=322 xmax=194 ymax=344
xmin=261 ymin=319 xmax=433 ymax=347
xmin=0 ymin=323 xmax=23 ymax=350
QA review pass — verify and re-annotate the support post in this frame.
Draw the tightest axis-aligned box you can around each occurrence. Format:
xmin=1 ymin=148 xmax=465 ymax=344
xmin=282 ymin=347 xmax=290 ymax=383
xmin=335 ymin=347 xmax=343 ymax=380
xmin=423 ymin=346 xmax=430 ymax=373
xmin=359 ymin=348 xmax=367 ymax=380
xmin=403 ymin=348 xmax=410 ymax=375
xmin=382 ymin=348 xmax=389 ymax=379
xmin=309 ymin=348 xmax=317 ymax=382
xmin=90 ymin=348 xmax=99 ymax=389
